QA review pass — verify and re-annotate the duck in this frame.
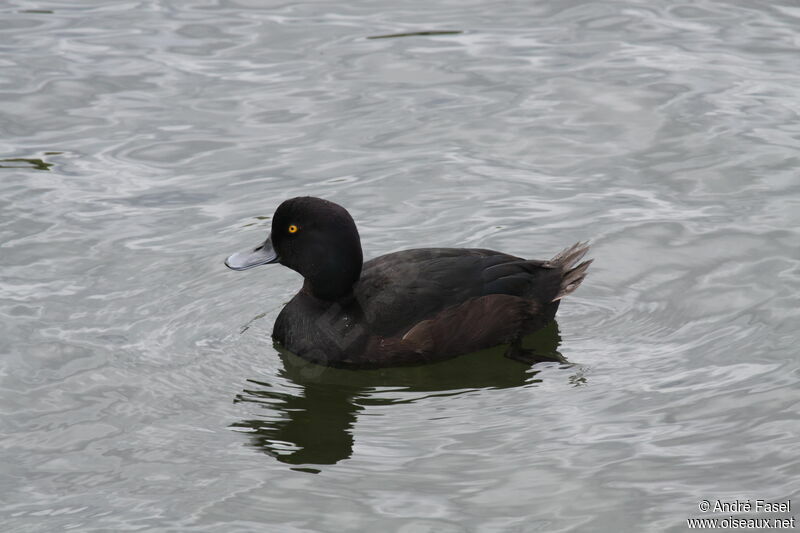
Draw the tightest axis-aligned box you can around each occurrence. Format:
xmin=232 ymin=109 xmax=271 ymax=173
xmin=225 ymin=196 xmax=592 ymax=369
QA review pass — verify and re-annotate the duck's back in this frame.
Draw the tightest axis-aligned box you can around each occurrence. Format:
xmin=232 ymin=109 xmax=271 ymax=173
xmin=354 ymin=247 xmax=565 ymax=338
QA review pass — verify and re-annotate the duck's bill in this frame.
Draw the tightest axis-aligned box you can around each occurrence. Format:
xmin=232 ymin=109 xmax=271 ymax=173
xmin=225 ymin=236 xmax=279 ymax=270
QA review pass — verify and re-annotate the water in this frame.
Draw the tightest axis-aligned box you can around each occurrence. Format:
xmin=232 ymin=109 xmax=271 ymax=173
xmin=2 ymin=0 xmax=799 ymax=531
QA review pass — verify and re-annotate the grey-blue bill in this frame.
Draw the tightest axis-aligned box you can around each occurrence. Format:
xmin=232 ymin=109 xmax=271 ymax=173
xmin=225 ymin=235 xmax=279 ymax=270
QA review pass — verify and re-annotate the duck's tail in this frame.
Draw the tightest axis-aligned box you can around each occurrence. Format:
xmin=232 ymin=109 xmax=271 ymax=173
xmin=547 ymin=241 xmax=593 ymax=301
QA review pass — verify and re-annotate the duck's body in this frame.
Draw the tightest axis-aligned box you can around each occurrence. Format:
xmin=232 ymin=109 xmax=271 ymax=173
xmin=226 ymin=197 xmax=591 ymax=369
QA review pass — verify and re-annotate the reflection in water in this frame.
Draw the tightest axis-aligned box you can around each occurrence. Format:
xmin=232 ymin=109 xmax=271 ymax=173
xmin=233 ymin=378 xmax=361 ymax=473
xmin=231 ymin=322 xmax=585 ymax=470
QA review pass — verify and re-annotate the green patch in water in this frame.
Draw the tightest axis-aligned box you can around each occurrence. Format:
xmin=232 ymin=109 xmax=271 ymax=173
xmin=0 ymin=157 xmax=59 ymax=171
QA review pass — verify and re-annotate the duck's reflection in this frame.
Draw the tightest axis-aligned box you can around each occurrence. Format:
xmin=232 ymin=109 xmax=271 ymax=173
xmin=231 ymin=321 xmax=583 ymax=469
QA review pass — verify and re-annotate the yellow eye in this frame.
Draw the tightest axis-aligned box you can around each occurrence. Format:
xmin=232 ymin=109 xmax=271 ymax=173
xmin=288 ymin=224 xmax=299 ymax=234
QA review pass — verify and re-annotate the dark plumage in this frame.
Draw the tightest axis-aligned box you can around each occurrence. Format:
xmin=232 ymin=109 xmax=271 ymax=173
xmin=225 ymin=197 xmax=592 ymax=368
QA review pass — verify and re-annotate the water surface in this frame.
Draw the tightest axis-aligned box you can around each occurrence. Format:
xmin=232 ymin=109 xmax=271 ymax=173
xmin=1 ymin=1 xmax=799 ymax=531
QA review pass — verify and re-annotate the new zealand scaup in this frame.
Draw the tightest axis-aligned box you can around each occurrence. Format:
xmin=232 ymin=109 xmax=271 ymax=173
xmin=225 ymin=196 xmax=592 ymax=368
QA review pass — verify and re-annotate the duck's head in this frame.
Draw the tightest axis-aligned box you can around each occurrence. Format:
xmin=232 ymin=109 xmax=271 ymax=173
xmin=225 ymin=196 xmax=363 ymax=301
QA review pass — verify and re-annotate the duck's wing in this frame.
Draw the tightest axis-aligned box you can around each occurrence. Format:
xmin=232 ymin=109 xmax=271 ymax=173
xmin=353 ymin=247 xmax=567 ymax=338
xmin=351 ymin=292 xmax=550 ymax=368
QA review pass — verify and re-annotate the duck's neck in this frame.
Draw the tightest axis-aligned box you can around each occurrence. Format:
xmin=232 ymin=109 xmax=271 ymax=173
xmin=302 ymin=277 xmax=353 ymax=301
xmin=301 ymin=254 xmax=362 ymax=301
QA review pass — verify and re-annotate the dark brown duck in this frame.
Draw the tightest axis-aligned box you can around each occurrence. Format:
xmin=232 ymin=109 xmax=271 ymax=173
xmin=225 ymin=196 xmax=592 ymax=368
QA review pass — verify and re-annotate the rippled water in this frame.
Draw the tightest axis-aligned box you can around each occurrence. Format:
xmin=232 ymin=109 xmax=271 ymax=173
xmin=2 ymin=1 xmax=799 ymax=531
